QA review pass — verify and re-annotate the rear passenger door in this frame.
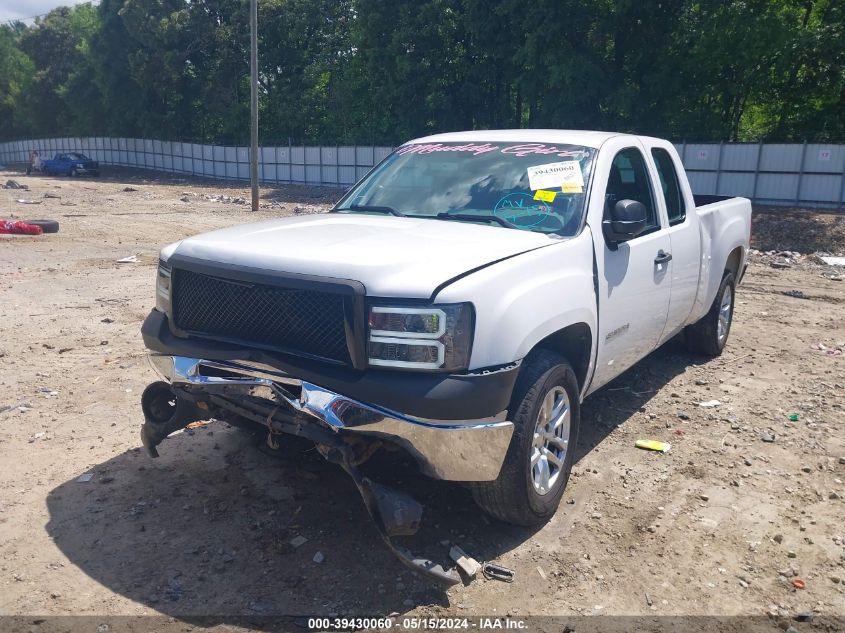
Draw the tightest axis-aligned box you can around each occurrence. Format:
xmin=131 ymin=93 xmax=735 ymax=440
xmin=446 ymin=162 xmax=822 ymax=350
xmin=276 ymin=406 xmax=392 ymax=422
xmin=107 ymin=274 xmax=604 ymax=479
xmin=648 ymin=144 xmax=702 ymax=343
xmin=590 ymin=143 xmax=672 ymax=389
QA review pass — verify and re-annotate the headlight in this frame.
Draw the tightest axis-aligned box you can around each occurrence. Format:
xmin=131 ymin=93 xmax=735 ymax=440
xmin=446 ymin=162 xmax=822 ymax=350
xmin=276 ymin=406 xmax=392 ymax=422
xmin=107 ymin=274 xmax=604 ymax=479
xmin=156 ymin=260 xmax=171 ymax=313
xmin=76 ymin=163 xmax=84 ymax=168
xmin=368 ymin=303 xmax=473 ymax=371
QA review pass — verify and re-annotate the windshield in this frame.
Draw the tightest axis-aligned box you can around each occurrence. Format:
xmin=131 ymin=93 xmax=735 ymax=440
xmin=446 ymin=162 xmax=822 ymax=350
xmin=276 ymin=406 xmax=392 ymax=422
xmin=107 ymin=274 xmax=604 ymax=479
xmin=334 ymin=141 xmax=596 ymax=235
xmin=67 ymin=153 xmax=89 ymax=160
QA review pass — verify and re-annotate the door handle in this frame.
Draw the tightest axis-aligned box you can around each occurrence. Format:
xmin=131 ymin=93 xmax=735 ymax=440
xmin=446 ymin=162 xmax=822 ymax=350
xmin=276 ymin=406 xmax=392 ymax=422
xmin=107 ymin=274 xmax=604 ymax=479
xmin=654 ymin=250 xmax=673 ymax=265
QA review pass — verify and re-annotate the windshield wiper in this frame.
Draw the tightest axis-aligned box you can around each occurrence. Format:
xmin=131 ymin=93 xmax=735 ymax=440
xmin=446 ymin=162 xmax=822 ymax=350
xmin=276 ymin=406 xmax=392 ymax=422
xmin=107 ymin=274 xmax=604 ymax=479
xmin=343 ymin=204 xmax=407 ymax=217
xmin=436 ymin=212 xmax=519 ymax=230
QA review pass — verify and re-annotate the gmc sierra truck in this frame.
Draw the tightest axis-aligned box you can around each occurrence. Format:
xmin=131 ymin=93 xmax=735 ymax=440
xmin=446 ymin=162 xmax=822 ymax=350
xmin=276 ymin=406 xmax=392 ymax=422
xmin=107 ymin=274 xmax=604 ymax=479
xmin=140 ymin=130 xmax=751 ymax=582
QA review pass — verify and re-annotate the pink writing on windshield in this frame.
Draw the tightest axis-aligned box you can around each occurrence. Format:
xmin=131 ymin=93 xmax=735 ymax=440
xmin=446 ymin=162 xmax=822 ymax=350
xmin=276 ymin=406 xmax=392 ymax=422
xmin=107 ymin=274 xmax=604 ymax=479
xmin=396 ymin=142 xmax=587 ymax=159
xmin=500 ymin=144 xmax=587 ymax=158
xmin=396 ymin=143 xmax=500 ymax=156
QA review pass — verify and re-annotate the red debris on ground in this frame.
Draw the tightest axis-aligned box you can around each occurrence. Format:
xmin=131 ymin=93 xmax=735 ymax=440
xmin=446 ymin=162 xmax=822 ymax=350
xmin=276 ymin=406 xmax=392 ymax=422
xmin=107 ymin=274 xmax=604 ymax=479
xmin=0 ymin=219 xmax=43 ymax=235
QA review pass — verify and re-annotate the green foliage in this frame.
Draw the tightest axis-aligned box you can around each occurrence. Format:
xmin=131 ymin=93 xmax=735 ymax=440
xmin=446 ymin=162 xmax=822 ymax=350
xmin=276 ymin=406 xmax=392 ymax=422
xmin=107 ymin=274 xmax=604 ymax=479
xmin=0 ymin=24 xmax=35 ymax=139
xmin=0 ymin=0 xmax=842 ymax=143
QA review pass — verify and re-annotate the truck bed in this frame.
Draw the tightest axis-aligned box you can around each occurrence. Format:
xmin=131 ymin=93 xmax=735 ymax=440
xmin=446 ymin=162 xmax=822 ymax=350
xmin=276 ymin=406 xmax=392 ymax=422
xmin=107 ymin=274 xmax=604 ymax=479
xmin=693 ymin=194 xmax=735 ymax=208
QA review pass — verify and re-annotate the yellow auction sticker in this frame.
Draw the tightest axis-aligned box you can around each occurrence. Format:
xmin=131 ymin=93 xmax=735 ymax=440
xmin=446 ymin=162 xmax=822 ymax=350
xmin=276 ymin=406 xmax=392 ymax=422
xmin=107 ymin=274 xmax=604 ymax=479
xmin=533 ymin=189 xmax=557 ymax=202
xmin=562 ymin=183 xmax=583 ymax=193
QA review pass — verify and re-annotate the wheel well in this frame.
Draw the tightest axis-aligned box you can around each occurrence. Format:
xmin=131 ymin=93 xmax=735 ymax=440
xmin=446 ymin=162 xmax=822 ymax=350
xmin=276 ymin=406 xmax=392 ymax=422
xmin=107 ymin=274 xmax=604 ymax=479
xmin=533 ymin=323 xmax=592 ymax=391
xmin=725 ymin=246 xmax=743 ymax=279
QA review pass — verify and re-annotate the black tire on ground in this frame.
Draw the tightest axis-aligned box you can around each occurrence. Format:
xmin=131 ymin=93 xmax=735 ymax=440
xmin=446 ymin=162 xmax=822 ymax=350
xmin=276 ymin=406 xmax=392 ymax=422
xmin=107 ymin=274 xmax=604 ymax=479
xmin=685 ymin=271 xmax=735 ymax=356
xmin=25 ymin=219 xmax=60 ymax=234
xmin=469 ymin=349 xmax=581 ymax=526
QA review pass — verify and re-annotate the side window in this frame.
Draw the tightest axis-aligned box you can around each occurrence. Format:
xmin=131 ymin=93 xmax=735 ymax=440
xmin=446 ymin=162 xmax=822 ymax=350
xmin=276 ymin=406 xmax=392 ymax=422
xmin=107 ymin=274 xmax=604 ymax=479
xmin=605 ymin=147 xmax=658 ymax=234
xmin=651 ymin=148 xmax=687 ymax=225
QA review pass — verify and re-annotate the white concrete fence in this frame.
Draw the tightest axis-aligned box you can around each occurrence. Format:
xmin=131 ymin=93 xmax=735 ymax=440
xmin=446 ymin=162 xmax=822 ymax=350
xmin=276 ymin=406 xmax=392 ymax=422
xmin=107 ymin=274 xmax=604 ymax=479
xmin=0 ymin=137 xmax=393 ymax=188
xmin=1 ymin=137 xmax=844 ymax=208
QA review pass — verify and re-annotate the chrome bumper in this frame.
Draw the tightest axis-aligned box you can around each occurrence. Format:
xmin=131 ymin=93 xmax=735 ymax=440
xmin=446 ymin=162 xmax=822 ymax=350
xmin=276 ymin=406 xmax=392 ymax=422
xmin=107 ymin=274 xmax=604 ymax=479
xmin=149 ymin=355 xmax=514 ymax=481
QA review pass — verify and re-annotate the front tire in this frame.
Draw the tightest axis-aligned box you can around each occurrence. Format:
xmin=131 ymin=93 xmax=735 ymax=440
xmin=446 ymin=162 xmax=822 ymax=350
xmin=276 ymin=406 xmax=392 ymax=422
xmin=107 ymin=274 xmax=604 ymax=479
xmin=685 ymin=271 xmax=735 ymax=356
xmin=470 ymin=350 xmax=580 ymax=526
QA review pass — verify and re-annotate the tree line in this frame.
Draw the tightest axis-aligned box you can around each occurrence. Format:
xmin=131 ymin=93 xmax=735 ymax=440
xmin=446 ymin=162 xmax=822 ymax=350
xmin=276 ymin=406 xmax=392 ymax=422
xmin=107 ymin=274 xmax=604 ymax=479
xmin=1 ymin=0 xmax=843 ymax=146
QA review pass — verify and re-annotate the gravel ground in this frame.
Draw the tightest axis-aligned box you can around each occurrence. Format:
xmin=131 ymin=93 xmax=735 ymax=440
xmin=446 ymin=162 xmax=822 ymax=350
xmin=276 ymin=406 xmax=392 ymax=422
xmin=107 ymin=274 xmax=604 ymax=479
xmin=1 ymin=169 xmax=844 ymax=629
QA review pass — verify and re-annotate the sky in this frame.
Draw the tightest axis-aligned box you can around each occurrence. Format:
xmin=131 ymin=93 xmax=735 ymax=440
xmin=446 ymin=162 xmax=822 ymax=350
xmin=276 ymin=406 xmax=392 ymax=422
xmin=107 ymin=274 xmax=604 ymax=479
xmin=0 ymin=0 xmax=97 ymax=22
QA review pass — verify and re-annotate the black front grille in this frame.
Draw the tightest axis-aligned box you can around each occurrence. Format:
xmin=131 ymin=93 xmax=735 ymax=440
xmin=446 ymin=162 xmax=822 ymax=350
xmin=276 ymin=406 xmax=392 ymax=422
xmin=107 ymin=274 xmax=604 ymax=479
xmin=172 ymin=268 xmax=351 ymax=364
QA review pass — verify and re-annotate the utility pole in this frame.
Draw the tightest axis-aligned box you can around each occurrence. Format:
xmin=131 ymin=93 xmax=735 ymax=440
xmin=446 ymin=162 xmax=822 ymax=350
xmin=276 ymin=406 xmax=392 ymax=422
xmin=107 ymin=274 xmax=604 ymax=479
xmin=249 ymin=0 xmax=259 ymax=212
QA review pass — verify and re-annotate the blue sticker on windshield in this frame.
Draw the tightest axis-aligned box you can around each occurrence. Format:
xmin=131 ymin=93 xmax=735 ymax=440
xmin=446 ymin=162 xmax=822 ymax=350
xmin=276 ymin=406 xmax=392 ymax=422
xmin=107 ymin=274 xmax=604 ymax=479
xmin=493 ymin=193 xmax=552 ymax=227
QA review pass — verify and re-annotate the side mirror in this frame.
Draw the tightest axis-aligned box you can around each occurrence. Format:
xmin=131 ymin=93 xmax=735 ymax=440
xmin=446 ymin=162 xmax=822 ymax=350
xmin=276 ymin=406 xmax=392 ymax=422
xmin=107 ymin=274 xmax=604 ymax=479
xmin=603 ymin=199 xmax=647 ymax=245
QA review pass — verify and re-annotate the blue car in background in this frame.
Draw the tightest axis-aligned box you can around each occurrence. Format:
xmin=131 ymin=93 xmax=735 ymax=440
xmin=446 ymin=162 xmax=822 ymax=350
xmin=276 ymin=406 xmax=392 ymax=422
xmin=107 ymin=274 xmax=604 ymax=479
xmin=41 ymin=152 xmax=100 ymax=177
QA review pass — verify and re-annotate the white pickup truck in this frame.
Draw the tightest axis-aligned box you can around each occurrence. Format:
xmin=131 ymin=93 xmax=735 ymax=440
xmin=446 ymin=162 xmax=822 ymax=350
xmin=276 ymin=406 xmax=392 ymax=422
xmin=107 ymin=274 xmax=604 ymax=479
xmin=140 ymin=130 xmax=750 ymax=579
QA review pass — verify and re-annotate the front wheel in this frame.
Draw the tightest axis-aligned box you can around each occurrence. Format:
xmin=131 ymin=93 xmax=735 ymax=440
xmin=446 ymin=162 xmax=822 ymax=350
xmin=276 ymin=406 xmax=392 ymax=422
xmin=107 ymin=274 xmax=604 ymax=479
xmin=470 ymin=350 xmax=580 ymax=526
xmin=685 ymin=271 xmax=735 ymax=356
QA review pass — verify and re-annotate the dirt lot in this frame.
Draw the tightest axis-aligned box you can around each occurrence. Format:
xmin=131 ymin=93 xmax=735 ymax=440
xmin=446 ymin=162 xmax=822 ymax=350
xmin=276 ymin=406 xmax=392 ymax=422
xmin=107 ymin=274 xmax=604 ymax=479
xmin=1 ymin=169 xmax=844 ymax=627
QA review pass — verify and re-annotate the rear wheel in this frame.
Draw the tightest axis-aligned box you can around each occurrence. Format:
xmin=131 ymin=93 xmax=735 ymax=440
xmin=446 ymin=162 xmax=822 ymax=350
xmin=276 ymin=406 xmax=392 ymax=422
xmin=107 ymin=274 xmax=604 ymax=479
xmin=685 ymin=271 xmax=735 ymax=356
xmin=470 ymin=350 xmax=580 ymax=526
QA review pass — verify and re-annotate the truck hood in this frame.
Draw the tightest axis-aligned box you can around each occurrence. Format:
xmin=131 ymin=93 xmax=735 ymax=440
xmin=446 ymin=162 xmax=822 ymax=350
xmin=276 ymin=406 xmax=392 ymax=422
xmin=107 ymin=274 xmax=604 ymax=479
xmin=169 ymin=213 xmax=557 ymax=298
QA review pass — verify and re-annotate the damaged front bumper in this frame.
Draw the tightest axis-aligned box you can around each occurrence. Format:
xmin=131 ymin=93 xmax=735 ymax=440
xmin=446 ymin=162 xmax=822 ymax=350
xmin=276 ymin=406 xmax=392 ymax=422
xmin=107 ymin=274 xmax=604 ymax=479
xmin=141 ymin=355 xmax=517 ymax=586
xmin=146 ymin=355 xmax=514 ymax=482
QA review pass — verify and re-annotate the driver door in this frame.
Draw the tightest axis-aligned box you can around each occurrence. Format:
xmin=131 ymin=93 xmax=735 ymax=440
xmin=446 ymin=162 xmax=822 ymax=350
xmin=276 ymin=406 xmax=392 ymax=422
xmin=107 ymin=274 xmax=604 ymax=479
xmin=589 ymin=145 xmax=672 ymax=390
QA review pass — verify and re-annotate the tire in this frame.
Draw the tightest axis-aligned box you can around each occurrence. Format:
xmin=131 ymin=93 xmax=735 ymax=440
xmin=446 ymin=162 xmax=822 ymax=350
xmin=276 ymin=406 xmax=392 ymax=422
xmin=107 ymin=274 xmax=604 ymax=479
xmin=24 ymin=219 xmax=59 ymax=234
xmin=685 ymin=271 xmax=735 ymax=356
xmin=70 ymin=168 xmax=78 ymax=177
xmin=470 ymin=349 xmax=581 ymax=526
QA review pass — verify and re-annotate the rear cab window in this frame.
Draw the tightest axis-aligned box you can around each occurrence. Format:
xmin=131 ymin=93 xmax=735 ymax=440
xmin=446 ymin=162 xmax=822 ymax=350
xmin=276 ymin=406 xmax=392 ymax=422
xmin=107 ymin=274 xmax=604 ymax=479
xmin=651 ymin=148 xmax=687 ymax=226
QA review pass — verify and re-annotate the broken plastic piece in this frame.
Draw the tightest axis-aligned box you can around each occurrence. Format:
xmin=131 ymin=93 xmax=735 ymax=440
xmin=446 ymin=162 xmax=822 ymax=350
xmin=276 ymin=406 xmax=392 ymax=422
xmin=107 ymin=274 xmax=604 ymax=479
xmin=329 ymin=448 xmax=460 ymax=587
xmin=367 ymin=480 xmax=422 ymax=537
xmin=289 ymin=535 xmax=308 ymax=548
xmin=788 ymin=414 xmax=799 ymax=422
xmin=450 ymin=545 xmax=481 ymax=579
xmin=635 ymin=439 xmax=671 ymax=452
xmin=482 ymin=562 xmax=515 ymax=582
